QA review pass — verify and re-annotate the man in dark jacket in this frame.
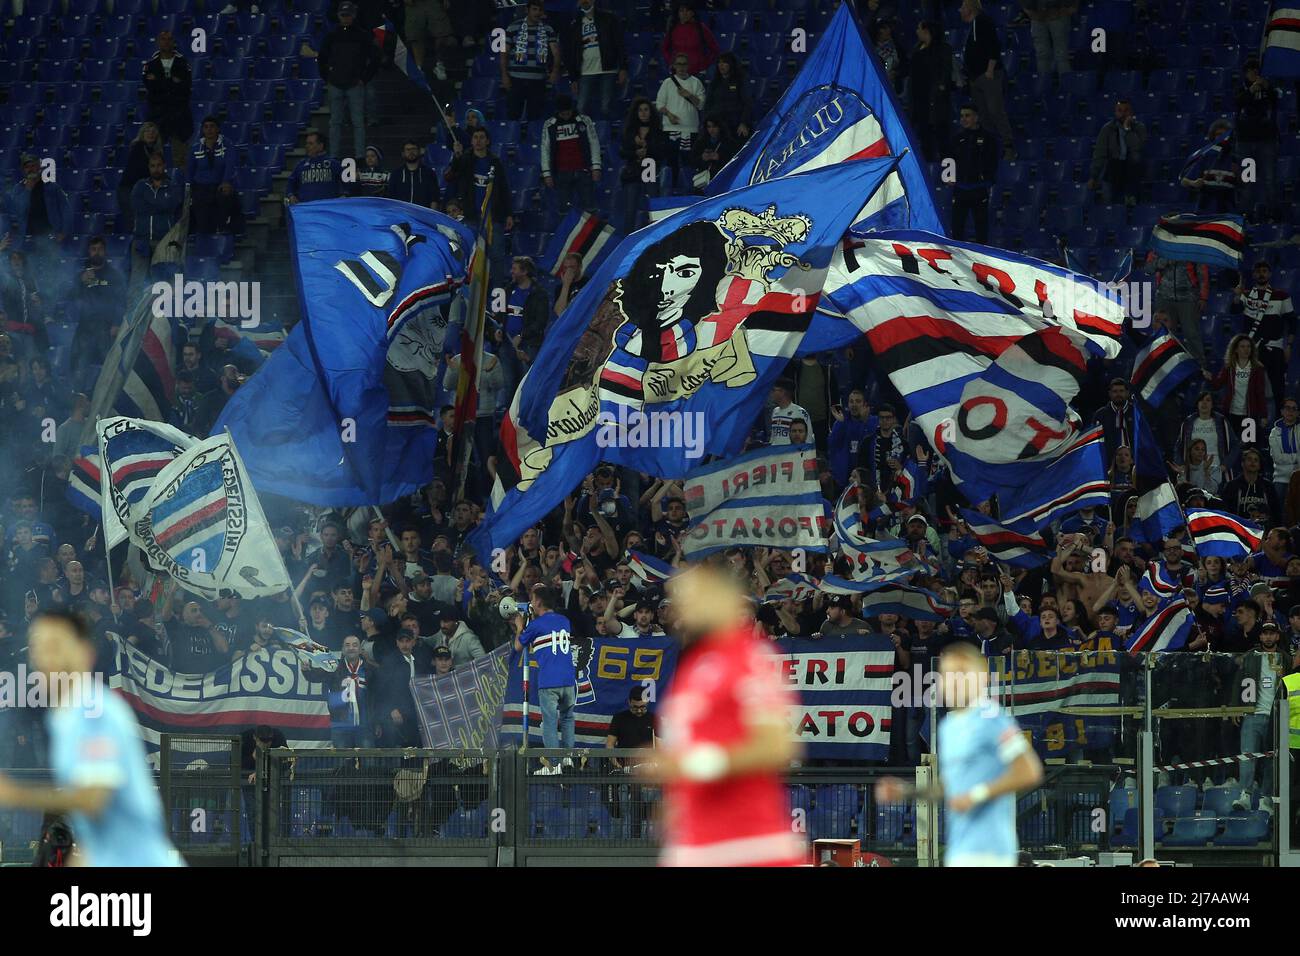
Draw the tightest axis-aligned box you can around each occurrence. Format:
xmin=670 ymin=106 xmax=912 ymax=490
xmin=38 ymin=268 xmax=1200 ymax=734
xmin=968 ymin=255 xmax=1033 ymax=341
xmin=503 ymin=257 xmax=550 ymax=364
xmin=142 ymin=30 xmax=193 ymax=170
xmin=958 ymin=0 xmax=1014 ymax=160
xmin=1087 ymin=98 xmax=1147 ymax=207
xmin=448 ymin=127 xmax=513 ymax=280
xmin=1235 ymin=58 xmax=1281 ymax=223
xmin=372 ymin=630 xmax=433 ymax=746
xmin=189 ymin=116 xmax=241 ymax=235
xmin=950 ymin=102 xmax=998 ymax=243
xmin=1090 ymin=377 xmax=1136 ymax=465
xmin=387 ymin=140 xmax=442 ymax=209
xmin=129 ymin=153 xmax=183 ymax=292
xmin=69 ymin=235 xmax=126 ymax=383
xmin=318 ymin=1 xmax=380 ymax=161
xmin=6 ymin=153 xmax=72 ymax=252
xmin=562 ymin=0 xmax=627 ymax=120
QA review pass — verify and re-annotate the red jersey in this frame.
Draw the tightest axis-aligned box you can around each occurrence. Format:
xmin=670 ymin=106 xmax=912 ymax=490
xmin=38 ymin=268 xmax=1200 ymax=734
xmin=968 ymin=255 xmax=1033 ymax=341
xmin=658 ymin=626 xmax=804 ymax=867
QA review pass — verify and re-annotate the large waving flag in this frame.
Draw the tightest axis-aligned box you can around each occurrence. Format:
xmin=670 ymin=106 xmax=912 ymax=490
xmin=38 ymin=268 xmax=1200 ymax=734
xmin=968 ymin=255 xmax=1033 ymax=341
xmin=1262 ymin=4 xmax=1300 ymax=77
xmin=214 ymin=199 xmax=475 ymax=504
xmin=80 ymin=292 xmax=178 ymax=446
xmin=96 ymin=417 xmax=198 ymax=550
xmin=471 ymin=159 xmax=901 ymax=559
xmin=1186 ymin=508 xmax=1263 ymax=559
xmin=667 ymin=3 xmax=941 ymax=233
xmin=1179 ymin=124 xmax=1234 ymax=184
xmin=626 ymin=549 xmax=676 ymax=588
xmin=130 ymin=433 xmax=291 ymax=600
xmin=1150 ymin=213 xmax=1246 ymax=269
xmin=997 ymin=427 xmax=1111 ymax=531
xmin=818 ymin=232 xmax=1124 ymax=505
xmin=1132 ymin=326 xmax=1198 ymax=406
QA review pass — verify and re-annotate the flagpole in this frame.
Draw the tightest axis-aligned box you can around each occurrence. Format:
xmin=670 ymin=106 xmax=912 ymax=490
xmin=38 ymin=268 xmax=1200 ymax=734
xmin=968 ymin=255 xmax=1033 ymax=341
xmin=101 ymin=529 xmax=119 ymax=625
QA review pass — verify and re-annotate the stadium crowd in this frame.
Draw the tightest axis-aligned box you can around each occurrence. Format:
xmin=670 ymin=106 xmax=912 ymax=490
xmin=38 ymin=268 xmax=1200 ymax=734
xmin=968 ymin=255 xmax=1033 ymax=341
xmin=0 ymin=0 xmax=1296 ymax=822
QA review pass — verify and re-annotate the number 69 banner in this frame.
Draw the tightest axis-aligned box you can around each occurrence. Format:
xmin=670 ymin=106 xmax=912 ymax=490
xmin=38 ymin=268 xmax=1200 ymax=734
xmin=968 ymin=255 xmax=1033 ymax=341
xmin=499 ymin=635 xmax=679 ymax=747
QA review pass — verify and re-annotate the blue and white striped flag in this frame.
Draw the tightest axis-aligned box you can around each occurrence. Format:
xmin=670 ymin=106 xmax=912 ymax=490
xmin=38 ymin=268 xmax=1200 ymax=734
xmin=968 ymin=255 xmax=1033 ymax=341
xmin=1150 ymin=213 xmax=1246 ymax=269
xmin=1131 ymin=326 xmax=1197 ymax=406
xmin=1125 ymin=595 xmax=1194 ymax=656
xmin=130 ymin=433 xmax=291 ymax=600
xmin=1262 ymin=4 xmax=1300 ymax=78
xmin=96 ymin=417 xmax=197 ymax=550
xmin=1186 ymin=508 xmax=1263 ymax=559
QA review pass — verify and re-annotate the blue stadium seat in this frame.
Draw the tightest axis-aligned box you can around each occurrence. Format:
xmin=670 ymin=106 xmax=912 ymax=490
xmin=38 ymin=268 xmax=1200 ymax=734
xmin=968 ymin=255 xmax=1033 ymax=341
xmin=209 ymin=57 xmax=246 ymax=81
xmin=240 ymin=79 xmax=275 ymax=102
xmin=236 ymin=167 xmax=274 ymax=195
xmin=36 ymin=60 xmax=78 ymax=83
xmin=1146 ymin=69 xmax=1183 ymax=94
xmin=1103 ymin=72 xmax=1141 ymax=96
xmin=441 ymin=807 xmax=486 ymax=838
xmin=245 ymin=143 xmax=286 ymax=168
xmin=1200 ymin=787 xmax=1238 ymax=816
xmin=191 ymin=234 xmax=235 ymax=263
xmin=263 ymin=35 xmax=301 ymax=58
xmin=219 ymin=35 xmax=259 ymax=59
xmin=223 ymin=100 xmax=265 ymax=125
xmin=1160 ymin=816 xmax=1216 ymax=846
xmin=84 ymin=192 xmax=119 ymax=215
xmin=257 ymin=122 xmax=300 ymax=145
xmin=254 ymin=60 xmax=290 ymax=80
xmin=1154 ymin=785 xmax=1197 ymax=818
xmin=81 ymin=59 xmax=119 ymax=82
xmin=1213 ymin=811 xmax=1270 ymax=846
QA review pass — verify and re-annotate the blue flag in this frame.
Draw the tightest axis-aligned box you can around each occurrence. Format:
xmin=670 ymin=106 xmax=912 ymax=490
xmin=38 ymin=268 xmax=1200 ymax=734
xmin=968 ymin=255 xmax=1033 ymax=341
xmin=473 ymin=159 xmax=900 ymax=560
xmin=214 ymin=199 xmax=474 ymax=504
xmin=704 ymin=4 xmax=941 ymax=233
xmin=1262 ymin=4 xmax=1300 ymax=78
xmin=1150 ymin=213 xmax=1246 ymax=270
xmin=1131 ymin=403 xmax=1186 ymax=545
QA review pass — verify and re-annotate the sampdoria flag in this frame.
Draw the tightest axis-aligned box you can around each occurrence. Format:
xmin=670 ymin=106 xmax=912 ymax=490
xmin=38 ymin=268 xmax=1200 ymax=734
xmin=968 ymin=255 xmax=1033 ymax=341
xmin=958 ymin=509 xmax=1050 ymax=569
xmin=214 ymin=199 xmax=475 ymax=504
xmin=626 ymin=549 xmax=676 ymax=588
xmin=997 ymin=427 xmax=1112 ymax=532
xmin=96 ymin=416 xmax=198 ymax=550
xmin=375 ymin=19 xmax=432 ymax=93
xmin=130 ymin=433 xmax=291 ymax=600
xmin=1131 ymin=326 xmax=1197 ymax=406
xmin=666 ymin=3 xmax=942 ymax=233
xmin=68 ymin=446 xmax=103 ymax=517
xmin=1262 ymin=4 xmax=1300 ymax=78
xmin=818 ymin=573 xmax=951 ymax=621
xmin=1150 ymin=212 xmax=1246 ymax=269
xmin=1132 ymin=404 xmax=1186 ymax=546
xmin=1178 ymin=124 xmax=1234 ymax=183
xmin=1186 ymin=508 xmax=1263 ymax=559
xmin=472 ymin=159 xmax=900 ymax=560
xmin=1125 ymin=595 xmax=1194 ymax=655
xmin=81 ymin=292 xmax=178 ymax=446
xmin=818 ymin=232 xmax=1123 ymax=506
xmin=540 ymin=209 xmax=621 ymax=278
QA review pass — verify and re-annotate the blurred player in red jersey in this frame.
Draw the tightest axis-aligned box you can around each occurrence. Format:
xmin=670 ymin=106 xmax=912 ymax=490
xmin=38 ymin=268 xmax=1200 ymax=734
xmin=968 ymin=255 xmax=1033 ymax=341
xmin=645 ymin=563 xmax=804 ymax=867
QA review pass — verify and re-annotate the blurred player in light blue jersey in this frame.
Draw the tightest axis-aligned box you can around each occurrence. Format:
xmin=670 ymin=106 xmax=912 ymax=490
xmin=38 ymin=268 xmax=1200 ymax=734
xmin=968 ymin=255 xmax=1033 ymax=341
xmin=876 ymin=641 xmax=1043 ymax=867
xmin=0 ymin=610 xmax=181 ymax=867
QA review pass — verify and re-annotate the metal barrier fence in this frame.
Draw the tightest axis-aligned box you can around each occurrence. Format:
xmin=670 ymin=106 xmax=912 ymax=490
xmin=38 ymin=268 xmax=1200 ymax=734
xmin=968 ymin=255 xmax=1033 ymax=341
xmin=18 ymin=648 xmax=1274 ymax=867
xmin=159 ymin=734 xmax=243 ymax=866
xmin=0 ymin=770 xmax=54 ymax=866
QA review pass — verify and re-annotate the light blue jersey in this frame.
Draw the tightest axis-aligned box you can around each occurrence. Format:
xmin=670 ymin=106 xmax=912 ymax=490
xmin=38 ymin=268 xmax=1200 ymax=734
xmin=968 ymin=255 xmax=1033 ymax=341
xmin=937 ymin=702 xmax=1028 ymax=866
xmin=49 ymin=691 xmax=181 ymax=867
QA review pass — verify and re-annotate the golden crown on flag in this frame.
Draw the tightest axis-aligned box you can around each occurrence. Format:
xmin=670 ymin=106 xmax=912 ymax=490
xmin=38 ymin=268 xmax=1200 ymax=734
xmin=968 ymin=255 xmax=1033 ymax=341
xmin=718 ymin=205 xmax=812 ymax=285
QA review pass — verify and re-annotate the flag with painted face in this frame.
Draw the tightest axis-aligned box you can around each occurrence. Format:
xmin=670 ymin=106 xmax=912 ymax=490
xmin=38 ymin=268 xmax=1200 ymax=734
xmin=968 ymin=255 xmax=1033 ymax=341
xmin=129 ymin=433 xmax=291 ymax=600
xmin=470 ymin=159 xmax=901 ymax=561
xmin=96 ymin=417 xmax=198 ymax=550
